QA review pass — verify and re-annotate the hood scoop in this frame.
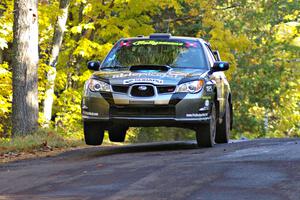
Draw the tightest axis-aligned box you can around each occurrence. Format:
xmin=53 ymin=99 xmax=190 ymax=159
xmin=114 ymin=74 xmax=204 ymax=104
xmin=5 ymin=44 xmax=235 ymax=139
xmin=129 ymin=65 xmax=171 ymax=73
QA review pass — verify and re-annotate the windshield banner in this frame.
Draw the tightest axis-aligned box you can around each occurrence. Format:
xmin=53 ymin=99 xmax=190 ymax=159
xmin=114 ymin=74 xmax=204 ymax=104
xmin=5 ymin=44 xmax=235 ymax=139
xmin=132 ymin=40 xmax=184 ymax=46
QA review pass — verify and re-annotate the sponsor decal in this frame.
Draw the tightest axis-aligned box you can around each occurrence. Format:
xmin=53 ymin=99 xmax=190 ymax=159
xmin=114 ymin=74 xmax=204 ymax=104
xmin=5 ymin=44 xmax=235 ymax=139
xmin=112 ymin=72 xmax=184 ymax=79
xmin=205 ymin=85 xmax=213 ymax=92
xmin=120 ymin=41 xmax=131 ymax=47
xmin=82 ymin=111 xmax=99 ymax=116
xmin=132 ymin=40 xmax=184 ymax=46
xmin=198 ymin=117 xmax=210 ymax=121
xmin=123 ymin=78 xmax=163 ymax=85
xmin=185 ymin=42 xmax=199 ymax=48
xmin=186 ymin=113 xmax=209 ymax=117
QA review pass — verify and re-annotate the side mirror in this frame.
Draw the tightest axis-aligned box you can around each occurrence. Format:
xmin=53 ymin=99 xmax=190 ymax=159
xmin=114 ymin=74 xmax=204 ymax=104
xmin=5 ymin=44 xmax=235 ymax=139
xmin=209 ymin=61 xmax=229 ymax=74
xmin=87 ymin=61 xmax=101 ymax=71
xmin=212 ymin=50 xmax=221 ymax=61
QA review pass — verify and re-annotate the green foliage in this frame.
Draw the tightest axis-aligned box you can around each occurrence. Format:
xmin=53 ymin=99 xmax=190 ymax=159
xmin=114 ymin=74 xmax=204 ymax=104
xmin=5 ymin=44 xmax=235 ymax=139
xmin=0 ymin=0 xmax=13 ymax=50
xmin=0 ymin=63 xmax=12 ymax=136
xmin=0 ymin=0 xmax=299 ymax=141
xmin=228 ymin=0 xmax=300 ymax=138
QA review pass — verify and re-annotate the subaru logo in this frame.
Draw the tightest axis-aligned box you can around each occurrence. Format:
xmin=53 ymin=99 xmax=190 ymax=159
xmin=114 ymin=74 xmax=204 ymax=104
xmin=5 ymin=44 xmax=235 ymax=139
xmin=138 ymin=86 xmax=147 ymax=91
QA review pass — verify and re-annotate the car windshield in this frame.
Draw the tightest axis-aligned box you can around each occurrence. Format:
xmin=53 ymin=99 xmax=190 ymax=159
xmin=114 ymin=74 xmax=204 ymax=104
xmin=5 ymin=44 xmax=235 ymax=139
xmin=101 ymin=39 xmax=208 ymax=69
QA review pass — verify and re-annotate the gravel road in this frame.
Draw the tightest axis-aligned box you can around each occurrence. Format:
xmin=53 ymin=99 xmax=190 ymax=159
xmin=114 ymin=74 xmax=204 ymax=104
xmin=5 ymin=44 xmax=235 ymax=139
xmin=1 ymin=138 xmax=300 ymax=200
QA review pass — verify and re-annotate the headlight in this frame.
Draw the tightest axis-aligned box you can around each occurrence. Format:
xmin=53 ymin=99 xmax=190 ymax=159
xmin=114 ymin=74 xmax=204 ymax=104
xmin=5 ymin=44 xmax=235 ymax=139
xmin=176 ymin=80 xmax=204 ymax=94
xmin=87 ymin=79 xmax=111 ymax=92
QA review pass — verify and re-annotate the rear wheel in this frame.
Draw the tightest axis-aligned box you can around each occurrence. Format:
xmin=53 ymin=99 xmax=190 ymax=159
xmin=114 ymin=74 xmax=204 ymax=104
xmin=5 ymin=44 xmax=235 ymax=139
xmin=215 ymin=99 xmax=230 ymax=144
xmin=195 ymin=102 xmax=216 ymax=147
xmin=108 ymin=126 xmax=127 ymax=142
xmin=84 ymin=122 xmax=104 ymax=145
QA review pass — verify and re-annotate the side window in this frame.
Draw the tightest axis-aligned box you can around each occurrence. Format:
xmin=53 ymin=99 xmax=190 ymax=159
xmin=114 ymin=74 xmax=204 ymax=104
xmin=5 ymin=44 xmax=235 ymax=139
xmin=204 ymin=45 xmax=215 ymax=67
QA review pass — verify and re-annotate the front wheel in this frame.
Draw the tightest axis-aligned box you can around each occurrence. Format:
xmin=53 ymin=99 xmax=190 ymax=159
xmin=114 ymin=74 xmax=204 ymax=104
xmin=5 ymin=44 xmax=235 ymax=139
xmin=195 ymin=102 xmax=216 ymax=147
xmin=84 ymin=122 xmax=104 ymax=145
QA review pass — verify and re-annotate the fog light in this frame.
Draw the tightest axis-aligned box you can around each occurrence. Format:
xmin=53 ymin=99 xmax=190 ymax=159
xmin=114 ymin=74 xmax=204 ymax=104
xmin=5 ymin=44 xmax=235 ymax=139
xmin=205 ymin=100 xmax=210 ymax=107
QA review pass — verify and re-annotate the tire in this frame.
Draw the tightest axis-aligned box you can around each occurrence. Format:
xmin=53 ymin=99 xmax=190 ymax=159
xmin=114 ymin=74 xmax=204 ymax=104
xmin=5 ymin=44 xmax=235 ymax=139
xmin=195 ymin=101 xmax=217 ymax=147
xmin=84 ymin=122 xmax=104 ymax=145
xmin=215 ymin=99 xmax=230 ymax=144
xmin=108 ymin=126 xmax=127 ymax=142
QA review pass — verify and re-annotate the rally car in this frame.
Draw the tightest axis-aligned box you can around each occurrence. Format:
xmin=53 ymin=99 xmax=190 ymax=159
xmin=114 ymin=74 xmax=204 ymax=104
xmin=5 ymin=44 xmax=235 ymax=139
xmin=82 ymin=33 xmax=233 ymax=147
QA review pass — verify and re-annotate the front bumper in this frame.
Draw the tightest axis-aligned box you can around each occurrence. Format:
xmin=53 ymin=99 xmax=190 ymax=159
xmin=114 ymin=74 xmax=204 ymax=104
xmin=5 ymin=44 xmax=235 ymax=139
xmin=82 ymin=88 xmax=213 ymax=127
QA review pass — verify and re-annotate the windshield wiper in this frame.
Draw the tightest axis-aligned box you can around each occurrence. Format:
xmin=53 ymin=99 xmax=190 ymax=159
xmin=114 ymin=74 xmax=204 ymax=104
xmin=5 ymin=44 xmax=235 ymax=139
xmin=171 ymin=66 xmax=205 ymax=69
xmin=101 ymin=65 xmax=128 ymax=69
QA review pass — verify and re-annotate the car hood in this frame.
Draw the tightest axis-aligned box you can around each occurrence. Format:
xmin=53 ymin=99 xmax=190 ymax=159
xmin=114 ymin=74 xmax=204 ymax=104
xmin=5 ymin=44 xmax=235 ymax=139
xmin=92 ymin=68 xmax=207 ymax=85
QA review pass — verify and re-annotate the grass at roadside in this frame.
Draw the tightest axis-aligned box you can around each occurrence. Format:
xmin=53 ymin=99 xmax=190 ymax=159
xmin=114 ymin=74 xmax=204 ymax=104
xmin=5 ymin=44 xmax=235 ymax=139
xmin=0 ymin=129 xmax=84 ymax=156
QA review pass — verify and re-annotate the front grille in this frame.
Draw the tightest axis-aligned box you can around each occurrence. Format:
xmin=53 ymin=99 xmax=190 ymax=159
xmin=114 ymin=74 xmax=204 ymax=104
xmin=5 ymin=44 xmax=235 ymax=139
xmin=110 ymin=106 xmax=175 ymax=117
xmin=131 ymin=85 xmax=155 ymax=97
xmin=112 ymin=85 xmax=129 ymax=93
xmin=157 ymin=86 xmax=176 ymax=94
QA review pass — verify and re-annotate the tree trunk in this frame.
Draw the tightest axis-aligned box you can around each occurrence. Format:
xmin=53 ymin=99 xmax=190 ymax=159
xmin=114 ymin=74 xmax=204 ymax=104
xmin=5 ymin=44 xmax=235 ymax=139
xmin=43 ymin=0 xmax=70 ymax=124
xmin=12 ymin=0 xmax=39 ymax=136
xmin=0 ymin=49 xmax=3 ymax=64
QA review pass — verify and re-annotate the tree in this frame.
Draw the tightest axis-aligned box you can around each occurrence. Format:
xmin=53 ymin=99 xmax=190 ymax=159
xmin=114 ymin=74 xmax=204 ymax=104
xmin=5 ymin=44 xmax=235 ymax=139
xmin=43 ymin=0 xmax=70 ymax=125
xmin=0 ymin=0 xmax=298 ymax=139
xmin=11 ymin=0 xmax=39 ymax=135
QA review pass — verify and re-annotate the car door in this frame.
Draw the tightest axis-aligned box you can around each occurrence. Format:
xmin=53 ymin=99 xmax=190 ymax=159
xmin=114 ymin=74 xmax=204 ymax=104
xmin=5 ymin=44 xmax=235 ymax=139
xmin=204 ymin=44 xmax=228 ymax=119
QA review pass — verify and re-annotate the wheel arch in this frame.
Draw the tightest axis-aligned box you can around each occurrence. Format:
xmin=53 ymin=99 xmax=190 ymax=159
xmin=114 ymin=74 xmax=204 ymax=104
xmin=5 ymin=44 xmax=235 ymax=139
xmin=228 ymin=93 xmax=233 ymax=130
xmin=213 ymin=87 xmax=220 ymax=119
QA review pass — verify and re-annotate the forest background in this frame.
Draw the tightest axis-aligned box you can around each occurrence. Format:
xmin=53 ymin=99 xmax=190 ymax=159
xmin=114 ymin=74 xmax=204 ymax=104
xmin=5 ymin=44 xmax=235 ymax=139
xmin=0 ymin=0 xmax=299 ymax=143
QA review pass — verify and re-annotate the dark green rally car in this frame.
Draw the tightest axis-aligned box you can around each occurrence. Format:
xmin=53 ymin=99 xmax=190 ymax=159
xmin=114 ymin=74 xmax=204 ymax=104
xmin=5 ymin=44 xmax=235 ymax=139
xmin=82 ymin=33 xmax=233 ymax=147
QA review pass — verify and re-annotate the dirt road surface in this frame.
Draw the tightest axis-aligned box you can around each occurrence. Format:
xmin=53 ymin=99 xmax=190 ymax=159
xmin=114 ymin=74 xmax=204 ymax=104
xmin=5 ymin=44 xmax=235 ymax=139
xmin=1 ymin=138 xmax=300 ymax=200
